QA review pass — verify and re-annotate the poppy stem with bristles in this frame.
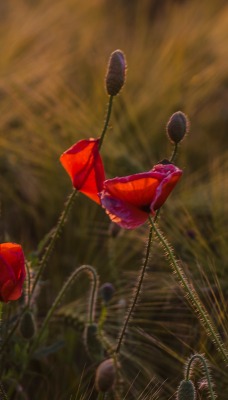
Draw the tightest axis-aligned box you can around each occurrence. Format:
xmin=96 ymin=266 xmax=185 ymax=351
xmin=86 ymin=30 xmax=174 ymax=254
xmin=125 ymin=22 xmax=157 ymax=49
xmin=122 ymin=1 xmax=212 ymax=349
xmin=99 ymin=95 xmax=114 ymax=150
xmin=115 ymin=223 xmax=153 ymax=354
xmin=30 ymin=188 xmax=78 ymax=303
xmin=170 ymin=143 xmax=178 ymax=163
xmin=149 ymin=216 xmax=228 ymax=365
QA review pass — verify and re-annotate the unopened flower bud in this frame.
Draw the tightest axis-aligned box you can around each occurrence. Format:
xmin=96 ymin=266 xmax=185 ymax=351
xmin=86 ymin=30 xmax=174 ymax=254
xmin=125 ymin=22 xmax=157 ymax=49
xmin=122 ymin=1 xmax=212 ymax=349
xmin=100 ymin=283 xmax=115 ymax=304
xmin=19 ymin=310 xmax=36 ymax=340
xmin=166 ymin=111 xmax=189 ymax=144
xmin=177 ymin=380 xmax=196 ymax=400
xmin=106 ymin=50 xmax=126 ymax=96
xmin=95 ymin=358 xmax=116 ymax=393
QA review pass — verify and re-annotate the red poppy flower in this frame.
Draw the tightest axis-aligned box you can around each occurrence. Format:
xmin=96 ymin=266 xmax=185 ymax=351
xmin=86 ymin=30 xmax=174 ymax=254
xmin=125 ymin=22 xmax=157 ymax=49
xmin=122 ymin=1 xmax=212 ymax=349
xmin=99 ymin=163 xmax=183 ymax=229
xmin=0 ymin=243 xmax=26 ymax=302
xmin=60 ymin=138 xmax=105 ymax=204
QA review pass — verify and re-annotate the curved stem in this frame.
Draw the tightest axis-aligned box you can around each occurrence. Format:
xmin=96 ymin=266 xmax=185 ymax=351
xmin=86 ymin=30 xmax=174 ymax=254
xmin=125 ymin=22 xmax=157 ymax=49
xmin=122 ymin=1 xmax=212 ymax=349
xmin=170 ymin=143 xmax=178 ymax=163
xmin=31 ymin=264 xmax=99 ymax=353
xmin=25 ymin=260 xmax=31 ymax=305
xmin=30 ymin=189 xmax=78 ymax=302
xmin=115 ymin=224 xmax=153 ymax=354
xmin=149 ymin=217 xmax=228 ymax=365
xmin=99 ymin=95 xmax=114 ymax=150
xmin=186 ymin=354 xmax=216 ymax=400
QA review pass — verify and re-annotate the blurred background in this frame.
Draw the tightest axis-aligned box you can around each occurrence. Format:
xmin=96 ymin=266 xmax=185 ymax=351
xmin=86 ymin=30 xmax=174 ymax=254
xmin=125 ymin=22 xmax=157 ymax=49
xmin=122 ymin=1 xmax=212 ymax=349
xmin=0 ymin=0 xmax=227 ymax=398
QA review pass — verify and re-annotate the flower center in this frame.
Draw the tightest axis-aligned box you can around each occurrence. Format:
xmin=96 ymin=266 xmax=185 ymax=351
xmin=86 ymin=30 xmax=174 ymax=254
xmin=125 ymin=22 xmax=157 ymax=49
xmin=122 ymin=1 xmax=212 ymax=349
xmin=140 ymin=204 xmax=151 ymax=213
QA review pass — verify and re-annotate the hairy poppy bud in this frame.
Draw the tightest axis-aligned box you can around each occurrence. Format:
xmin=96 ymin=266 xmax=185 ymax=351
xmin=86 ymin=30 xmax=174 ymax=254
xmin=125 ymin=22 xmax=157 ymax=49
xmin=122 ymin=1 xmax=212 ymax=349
xmin=106 ymin=50 xmax=126 ymax=96
xmin=177 ymin=380 xmax=196 ymax=400
xmin=19 ymin=310 xmax=36 ymax=340
xmin=166 ymin=111 xmax=189 ymax=144
xmin=95 ymin=358 xmax=116 ymax=393
xmin=100 ymin=283 xmax=115 ymax=304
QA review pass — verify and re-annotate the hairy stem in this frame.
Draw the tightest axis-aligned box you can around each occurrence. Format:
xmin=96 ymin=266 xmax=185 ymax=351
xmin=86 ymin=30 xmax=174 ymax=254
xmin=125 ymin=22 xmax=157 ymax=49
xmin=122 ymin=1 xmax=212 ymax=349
xmin=115 ymin=224 xmax=153 ymax=354
xmin=150 ymin=217 xmax=228 ymax=365
xmin=99 ymin=95 xmax=114 ymax=150
xmin=30 ymin=189 xmax=78 ymax=301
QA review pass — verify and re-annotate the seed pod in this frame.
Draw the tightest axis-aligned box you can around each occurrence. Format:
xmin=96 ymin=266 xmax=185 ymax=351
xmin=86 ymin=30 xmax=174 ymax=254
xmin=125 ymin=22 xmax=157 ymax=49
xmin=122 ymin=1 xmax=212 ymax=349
xmin=19 ymin=310 xmax=36 ymax=340
xmin=106 ymin=50 xmax=126 ymax=96
xmin=95 ymin=358 xmax=116 ymax=393
xmin=166 ymin=111 xmax=189 ymax=144
xmin=177 ymin=380 xmax=196 ymax=400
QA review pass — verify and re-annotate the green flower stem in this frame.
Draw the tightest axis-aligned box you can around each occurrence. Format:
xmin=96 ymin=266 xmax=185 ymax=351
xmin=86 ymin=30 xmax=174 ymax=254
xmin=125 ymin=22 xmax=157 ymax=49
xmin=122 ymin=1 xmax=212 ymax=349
xmin=99 ymin=95 xmax=114 ymax=150
xmin=115 ymin=224 xmax=153 ymax=354
xmin=149 ymin=216 xmax=228 ymax=365
xmin=30 ymin=189 xmax=78 ymax=302
xmin=186 ymin=354 xmax=216 ymax=400
xmin=170 ymin=143 xmax=178 ymax=163
xmin=31 ymin=264 xmax=99 ymax=353
xmin=98 ymin=304 xmax=108 ymax=332
xmin=25 ymin=260 xmax=31 ymax=305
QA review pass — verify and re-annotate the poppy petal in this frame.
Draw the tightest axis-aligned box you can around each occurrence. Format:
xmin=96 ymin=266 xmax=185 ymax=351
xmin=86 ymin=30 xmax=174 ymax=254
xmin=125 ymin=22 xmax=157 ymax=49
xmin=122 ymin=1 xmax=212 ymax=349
xmin=60 ymin=138 xmax=105 ymax=204
xmin=1 ymin=279 xmax=23 ymax=302
xmin=103 ymin=173 xmax=160 ymax=208
xmin=100 ymin=163 xmax=182 ymax=229
xmin=100 ymin=191 xmax=149 ymax=229
xmin=150 ymin=164 xmax=183 ymax=211
xmin=0 ymin=243 xmax=26 ymax=302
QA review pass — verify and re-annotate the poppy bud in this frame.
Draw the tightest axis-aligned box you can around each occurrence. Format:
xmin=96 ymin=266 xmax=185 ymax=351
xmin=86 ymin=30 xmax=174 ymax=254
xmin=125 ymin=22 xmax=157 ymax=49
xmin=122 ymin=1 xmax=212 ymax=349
xmin=177 ymin=380 xmax=196 ymax=400
xmin=83 ymin=323 xmax=103 ymax=362
xmin=100 ymin=283 xmax=115 ymax=304
xmin=106 ymin=50 xmax=126 ymax=96
xmin=19 ymin=310 xmax=36 ymax=340
xmin=166 ymin=111 xmax=189 ymax=144
xmin=95 ymin=358 xmax=116 ymax=393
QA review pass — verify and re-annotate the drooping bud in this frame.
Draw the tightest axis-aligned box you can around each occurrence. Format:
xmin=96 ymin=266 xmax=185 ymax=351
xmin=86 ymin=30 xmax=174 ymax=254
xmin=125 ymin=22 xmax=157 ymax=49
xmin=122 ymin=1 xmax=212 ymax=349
xmin=166 ymin=111 xmax=189 ymax=144
xmin=95 ymin=358 xmax=116 ymax=393
xmin=100 ymin=283 xmax=115 ymax=304
xmin=106 ymin=50 xmax=126 ymax=96
xmin=83 ymin=323 xmax=103 ymax=362
xmin=176 ymin=380 xmax=196 ymax=400
xmin=19 ymin=310 xmax=36 ymax=340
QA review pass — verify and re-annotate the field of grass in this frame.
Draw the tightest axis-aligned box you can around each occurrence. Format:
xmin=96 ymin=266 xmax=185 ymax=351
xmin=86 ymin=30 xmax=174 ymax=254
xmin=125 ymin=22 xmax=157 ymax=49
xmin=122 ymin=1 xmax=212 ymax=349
xmin=0 ymin=0 xmax=227 ymax=399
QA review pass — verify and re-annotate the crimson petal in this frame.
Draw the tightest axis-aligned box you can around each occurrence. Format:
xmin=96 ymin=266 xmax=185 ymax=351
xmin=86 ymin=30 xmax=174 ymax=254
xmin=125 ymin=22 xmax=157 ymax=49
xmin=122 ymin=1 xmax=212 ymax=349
xmin=60 ymin=138 xmax=105 ymax=204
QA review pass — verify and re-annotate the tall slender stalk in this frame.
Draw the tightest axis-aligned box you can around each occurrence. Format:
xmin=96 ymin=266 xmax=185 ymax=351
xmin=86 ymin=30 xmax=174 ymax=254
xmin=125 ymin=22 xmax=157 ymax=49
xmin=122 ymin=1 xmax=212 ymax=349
xmin=99 ymin=96 xmax=113 ymax=150
xmin=115 ymin=224 xmax=153 ymax=354
xmin=149 ymin=216 xmax=228 ymax=365
xmin=30 ymin=189 xmax=78 ymax=302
